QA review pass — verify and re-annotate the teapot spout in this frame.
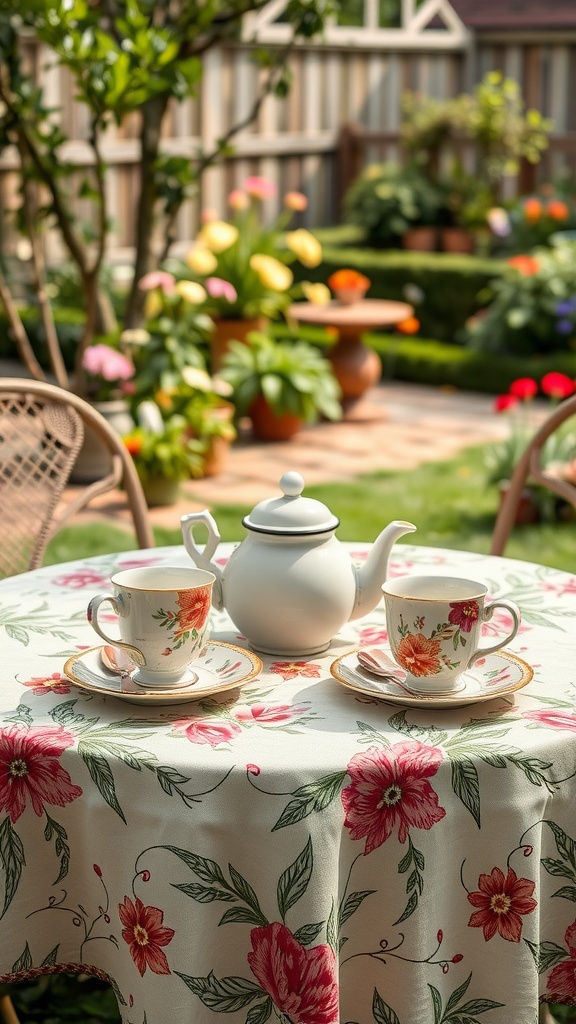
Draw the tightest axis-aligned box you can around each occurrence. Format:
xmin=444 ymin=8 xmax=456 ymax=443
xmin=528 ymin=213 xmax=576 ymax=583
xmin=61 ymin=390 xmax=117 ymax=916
xmin=351 ymin=520 xmax=416 ymax=621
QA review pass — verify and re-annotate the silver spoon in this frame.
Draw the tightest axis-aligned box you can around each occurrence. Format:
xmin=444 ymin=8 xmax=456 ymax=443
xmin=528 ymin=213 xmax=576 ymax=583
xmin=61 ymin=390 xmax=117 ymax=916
xmin=100 ymin=645 xmax=136 ymax=679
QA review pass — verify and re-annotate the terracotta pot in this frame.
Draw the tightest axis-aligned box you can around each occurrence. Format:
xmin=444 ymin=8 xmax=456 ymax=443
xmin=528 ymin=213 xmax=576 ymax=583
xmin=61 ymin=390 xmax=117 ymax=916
xmin=333 ymin=287 xmax=368 ymax=306
xmin=70 ymin=398 xmax=134 ymax=484
xmin=202 ymin=435 xmax=232 ymax=477
xmin=402 ymin=227 xmax=438 ymax=252
xmin=210 ymin=317 xmax=268 ymax=373
xmin=249 ymin=394 xmax=303 ymax=442
xmin=441 ymin=227 xmax=475 ymax=254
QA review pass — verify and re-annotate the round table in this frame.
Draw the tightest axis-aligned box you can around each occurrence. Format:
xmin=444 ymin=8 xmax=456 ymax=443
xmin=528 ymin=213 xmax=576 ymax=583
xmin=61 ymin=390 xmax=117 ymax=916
xmin=1 ymin=542 xmax=575 ymax=1024
xmin=288 ymin=299 xmax=413 ymax=409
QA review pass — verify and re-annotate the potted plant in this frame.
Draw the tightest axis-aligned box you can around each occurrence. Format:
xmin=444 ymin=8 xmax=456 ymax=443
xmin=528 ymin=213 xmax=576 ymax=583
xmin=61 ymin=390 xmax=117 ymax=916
xmin=71 ymin=342 xmax=136 ymax=483
xmin=343 ymin=160 xmax=446 ymax=250
xmin=220 ymin=332 xmax=342 ymax=441
xmin=178 ymin=177 xmax=322 ymax=371
xmin=123 ymin=405 xmax=205 ymax=506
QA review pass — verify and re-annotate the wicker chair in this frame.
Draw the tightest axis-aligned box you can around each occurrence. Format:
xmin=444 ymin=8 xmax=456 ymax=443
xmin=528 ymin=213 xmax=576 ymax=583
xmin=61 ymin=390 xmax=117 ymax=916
xmin=0 ymin=378 xmax=154 ymax=577
xmin=490 ymin=392 xmax=576 ymax=556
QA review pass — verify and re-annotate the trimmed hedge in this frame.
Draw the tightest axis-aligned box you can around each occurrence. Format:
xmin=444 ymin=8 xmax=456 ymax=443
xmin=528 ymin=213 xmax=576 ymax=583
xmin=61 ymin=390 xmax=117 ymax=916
xmin=292 ymin=228 xmax=506 ymax=345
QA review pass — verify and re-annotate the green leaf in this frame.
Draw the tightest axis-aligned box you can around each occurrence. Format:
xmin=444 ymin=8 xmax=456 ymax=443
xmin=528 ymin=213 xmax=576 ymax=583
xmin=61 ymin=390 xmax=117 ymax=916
xmin=552 ymin=885 xmax=576 ymax=901
xmin=445 ymin=973 xmax=472 ymax=1013
xmin=393 ymin=890 xmax=418 ymax=925
xmin=293 ymin=921 xmax=324 ymax=946
xmin=339 ymin=890 xmax=375 ymax=926
xmin=163 ymin=847 xmax=227 ymax=886
xmin=229 ymin=865 xmax=264 ymax=919
xmin=172 ymin=882 xmax=236 ymax=903
xmin=175 ymin=971 xmax=264 ymax=1012
xmin=525 ymin=938 xmax=568 ymax=973
xmin=372 ymin=988 xmax=400 ymax=1024
xmin=0 ymin=817 xmax=25 ymax=919
xmin=546 ymin=821 xmax=576 ymax=870
xmin=277 ymin=836 xmax=313 ymax=918
xmin=12 ymin=942 xmax=32 ymax=973
xmin=541 ymin=857 xmax=576 ymax=880
xmin=272 ymin=772 xmax=346 ymax=831
xmin=219 ymin=906 xmax=264 ymax=927
xmin=450 ymin=755 xmax=481 ymax=827
xmin=246 ymin=997 xmax=272 ymax=1024
xmin=78 ymin=747 xmax=125 ymax=822
xmin=428 ymin=982 xmax=443 ymax=1024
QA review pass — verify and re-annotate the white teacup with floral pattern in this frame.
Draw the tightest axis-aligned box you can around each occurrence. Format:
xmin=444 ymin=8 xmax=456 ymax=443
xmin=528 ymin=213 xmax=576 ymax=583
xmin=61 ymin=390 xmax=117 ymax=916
xmin=87 ymin=566 xmax=215 ymax=689
xmin=381 ymin=575 xmax=521 ymax=693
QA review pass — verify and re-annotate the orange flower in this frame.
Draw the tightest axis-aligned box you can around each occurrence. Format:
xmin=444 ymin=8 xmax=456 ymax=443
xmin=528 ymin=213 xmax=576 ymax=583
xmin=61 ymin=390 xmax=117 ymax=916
xmin=523 ymin=197 xmax=542 ymax=223
xmin=506 ymin=255 xmax=540 ymax=276
xmin=397 ymin=316 xmax=420 ymax=335
xmin=327 ymin=268 xmax=370 ymax=291
xmin=124 ymin=436 xmax=143 ymax=457
xmin=547 ymin=200 xmax=569 ymax=221
xmin=395 ymin=633 xmax=442 ymax=677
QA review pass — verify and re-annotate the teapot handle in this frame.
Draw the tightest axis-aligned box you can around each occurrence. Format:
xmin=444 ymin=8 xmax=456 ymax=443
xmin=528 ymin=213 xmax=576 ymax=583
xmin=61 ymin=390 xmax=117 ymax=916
xmin=181 ymin=511 xmax=224 ymax=610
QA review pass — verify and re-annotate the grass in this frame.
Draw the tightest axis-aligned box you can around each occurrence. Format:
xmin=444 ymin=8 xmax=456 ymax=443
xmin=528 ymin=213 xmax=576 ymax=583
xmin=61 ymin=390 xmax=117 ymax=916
xmin=24 ymin=445 xmax=576 ymax=1023
xmin=45 ymin=445 xmax=576 ymax=571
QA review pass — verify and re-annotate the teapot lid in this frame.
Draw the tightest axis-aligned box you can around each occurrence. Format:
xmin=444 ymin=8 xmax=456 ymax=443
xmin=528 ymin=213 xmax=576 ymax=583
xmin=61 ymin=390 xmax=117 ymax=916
xmin=242 ymin=471 xmax=340 ymax=535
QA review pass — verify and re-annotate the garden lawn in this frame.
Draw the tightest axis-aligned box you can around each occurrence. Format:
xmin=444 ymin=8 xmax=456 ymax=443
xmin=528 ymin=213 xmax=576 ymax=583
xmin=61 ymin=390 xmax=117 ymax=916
xmin=45 ymin=445 xmax=576 ymax=571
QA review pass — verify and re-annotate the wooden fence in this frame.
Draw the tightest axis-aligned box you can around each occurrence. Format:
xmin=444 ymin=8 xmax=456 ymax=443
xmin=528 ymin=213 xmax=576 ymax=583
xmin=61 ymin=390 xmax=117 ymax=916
xmin=2 ymin=30 xmax=576 ymax=263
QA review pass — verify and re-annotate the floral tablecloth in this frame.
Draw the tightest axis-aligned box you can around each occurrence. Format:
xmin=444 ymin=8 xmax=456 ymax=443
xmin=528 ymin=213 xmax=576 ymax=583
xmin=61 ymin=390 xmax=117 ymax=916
xmin=1 ymin=542 xmax=576 ymax=1024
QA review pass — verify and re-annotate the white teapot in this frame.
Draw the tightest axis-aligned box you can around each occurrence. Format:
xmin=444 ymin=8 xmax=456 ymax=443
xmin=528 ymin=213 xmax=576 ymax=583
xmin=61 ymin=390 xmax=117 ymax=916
xmin=181 ymin=471 xmax=416 ymax=656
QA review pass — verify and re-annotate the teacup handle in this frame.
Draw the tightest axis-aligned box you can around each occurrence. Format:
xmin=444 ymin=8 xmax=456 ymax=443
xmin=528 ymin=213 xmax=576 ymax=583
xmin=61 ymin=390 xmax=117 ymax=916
xmin=467 ymin=598 xmax=521 ymax=669
xmin=87 ymin=595 xmax=146 ymax=667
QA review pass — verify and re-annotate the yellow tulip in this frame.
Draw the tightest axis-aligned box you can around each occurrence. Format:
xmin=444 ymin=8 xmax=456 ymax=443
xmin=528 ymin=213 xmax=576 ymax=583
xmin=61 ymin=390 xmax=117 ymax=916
xmin=285 ymin=229 xmax=322 ymax=268
xmin=197 ymin=220 xmax=238 ymax=253
xmin=175 ymin=280 xmax=207 ymax=305
xmin=186 ymin=246 xmax=218 ymax=275
xmin=144 ymin=291 xmax=163 ymax=319
xmin=250 ymin=254 xmax=293 ymax=292
xmin=301 ymin=282 xmax=331 ymax=305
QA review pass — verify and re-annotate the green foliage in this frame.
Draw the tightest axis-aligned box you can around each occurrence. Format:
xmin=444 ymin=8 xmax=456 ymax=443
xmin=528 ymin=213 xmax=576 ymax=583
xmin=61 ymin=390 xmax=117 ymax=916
xmin=344 ymin=161 xmax=448 ymax=247
xmin=220 ymin=331 xmax=342 ymax=423
xmin=465 ymin=242 xmax=576 ymax=356
xmin=123 ymin=416 xmax=205 ymax=482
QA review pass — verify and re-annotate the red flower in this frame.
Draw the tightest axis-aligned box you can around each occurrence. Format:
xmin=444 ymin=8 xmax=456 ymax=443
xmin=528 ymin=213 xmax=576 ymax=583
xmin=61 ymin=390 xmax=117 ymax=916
xmin=23 ymin=673 xmax=71 ymax=696
xmin=173 ymin=717 xmax=241 ymax=746
xmin=235 ymin=703 xmax=310 ymax=724
xmin=507 ymin=255 xmax=540 ymax=276
xmin=467 ymin=866 xmax=536 ymax=942
xmin=247 ymin=922 xmax=338 ymax=1024
xmin=124 ymin=436 xmax=143 ymax=457
xmin=0 ymin=725 xmax=83 ymax=823
xmin=119 ymin=896 xmax=174 ymax=976
xmin=541 ymin=371 xmax=575 ymax=399
xmin=342 ymin=741 xmax=446 ymax=853
xmin=175 ymin=585 xmax=211 ymax=636
xmin=270 ymin=661 xmax=322 ymax=680
xmin=394 ymin=633 xmax=442 ymax=677
xmin=509 ymin=377 xmax=538 ymax=400
xmin=547 ymin=200 xmax=569 ymax=221
xmin=546 ymin=921 xmax=576 ymax=1003
xmin=494 ymin=394 xmax=518 ymax=413
xmin=523 ymin=197 xmax=542 ymax=223
xmin=524 ymin=709 xmax=576 ymax=732
xmin=448 ymin=600 xmax=479 ymax=633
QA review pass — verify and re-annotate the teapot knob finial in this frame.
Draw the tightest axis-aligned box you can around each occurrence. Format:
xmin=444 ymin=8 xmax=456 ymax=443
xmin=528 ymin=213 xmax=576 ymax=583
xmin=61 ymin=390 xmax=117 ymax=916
xmin=280 ymin=470 xmax=304 ymax=498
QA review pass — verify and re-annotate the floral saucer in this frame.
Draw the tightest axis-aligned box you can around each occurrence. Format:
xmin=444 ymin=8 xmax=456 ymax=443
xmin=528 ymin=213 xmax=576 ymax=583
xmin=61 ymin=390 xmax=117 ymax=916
xmin=330 ymin=647 xmax=533 ymax=709
xmin=64 ymin=641 xmax=262 ymax=706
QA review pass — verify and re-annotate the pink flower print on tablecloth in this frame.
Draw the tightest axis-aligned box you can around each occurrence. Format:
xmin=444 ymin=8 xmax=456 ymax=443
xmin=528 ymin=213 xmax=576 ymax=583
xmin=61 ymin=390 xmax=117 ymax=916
xmin=467 ymin=867 xmax=536 ymax=942
xmin=342 ymin=741 xmax=445 ymax=854
xmin=448 ymin=600 xmax=479 ymax=632
xmin=23 ymin=672 xmax=71 ymax=696
xmin=119 ymin=896 xmax=175 ymax=976
xmin=173 ymin=717 xmax=241 ymax=747
xmin=0 ymin=725 xmax=82 ymax=822
xmin=357 ymin=625 xmax=388 ymax=645
xmin=270 ymin=661 xmax=322 ymax=681
xmin=395 ymin=633 xmax=442 ymax=677
xmin=51 ymin=569 xmax=109 ymax=589
xmin=235 ymin=703 xmax=310 ymax=725
xmin=524 ymin=709 xmax=576 ymax=732
xmin=247 ymin=921 xmax=338 ymax=1024
xmin=546 ymin=921 xmax=576 ymax=1003
xmin=481 ymin=607 xmax=531 ymax=638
